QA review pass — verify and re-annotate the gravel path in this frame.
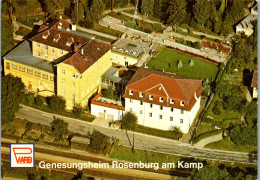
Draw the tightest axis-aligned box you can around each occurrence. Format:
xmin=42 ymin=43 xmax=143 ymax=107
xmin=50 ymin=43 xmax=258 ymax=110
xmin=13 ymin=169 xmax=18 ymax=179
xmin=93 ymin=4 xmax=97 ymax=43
xmin=193 ymin=133 xmax=223 ymax=148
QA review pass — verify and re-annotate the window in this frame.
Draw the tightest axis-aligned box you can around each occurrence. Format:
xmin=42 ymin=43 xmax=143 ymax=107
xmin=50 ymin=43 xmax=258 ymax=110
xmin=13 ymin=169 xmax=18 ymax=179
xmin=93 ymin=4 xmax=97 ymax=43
xmin=37 ymin=43 xmax=40 ymax=48
xmin=130 ymin=108 xmax=133 ymax=111
xmin=62 ymin=79 xmax=65 ymax=83
xmin=62 ymin=69 xmax=65 ymax=74
xmin=139 ymin=92 xmax=143 ymax=97
xmin=129 ymin=90 xmax=133 ymax=95
xmin=60 ymin=49 xmax=63 ymax=54
xmin=50 ymin=85 xmax=53 ymax=89
xmin=19 ymin=65 xmax=25 ymax=72
xmin=159 ymin=115 xmax=162 ymax=119
xmin=129 ymin=99 xmax=133 ymax=103
xmin=35 ymin=70 xmax=41 ymax=77
xmin=140 ymin=101 xmax=143 ymax=105
xmin=50 ymin=75 xmax=54 ymax=81
xmin=149 ymin=95 xmax=153 ymax=100
xmin=72 ymin=93 xmax=75 ymax=99
xmin=39 ymin=82 xmax=42 ymax=86
xmin=139 ymin=110 xmax=143 ymax=114
xmin=6 ymin=62 xmax=10 ymax=69
xmin=180 ymin=119 xmax=183 ymax=123
xmin=45 ymin=55 xmax=48 ymax=60
xmin=52 ymin=48 xmax=55 ymax=53
xmin=160 ymin=106 xmax=163 ymax=110
xmin=149 ymin=113 xmax=152 ymax=117
xmin=170 ymin=99 xmax=174 ymax=104
xmin=72 ymin=73 xmax=75 ymax=78
xmin=160 ymin=97 xmax=164 ymax=102
xmin=150 ymin=104 xmax=153 ymax=108
xmin=171 ymin=108 xmax=174 ymax=112
xmin=45 ymin=45 xmax=48 ymax=50
xmin=12 ymin=63 xmax=17 ymax=69
xmin=72 ymin=82 xmax=75 ymax=87
xmin=62 ymin=89 xmax=65 ymax=94
xmin=170 ymin=117 xmax=173 ymax=121
xmin=37 ymin=52 xmax=41 ymax=57
xmin=180 ymin=101 xmax=185 ymax=106
xmin=181 ymin=110 xmax=184 ymax=114
xmin=42 ymin=73 xmax=48 ymax=79
xmin=27 ymin=68 xmax=33 ymax=74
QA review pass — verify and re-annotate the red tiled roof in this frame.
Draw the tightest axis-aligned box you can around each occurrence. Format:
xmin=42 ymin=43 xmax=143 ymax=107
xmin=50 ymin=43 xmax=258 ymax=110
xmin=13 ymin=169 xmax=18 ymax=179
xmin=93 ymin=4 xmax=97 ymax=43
xmin=251 ymin=70 xmax=258 ymax=87
xmin=123 ymin=68 xmax=203 ymax=111
xmin=62 ymin=39 xmax=112 ymax=74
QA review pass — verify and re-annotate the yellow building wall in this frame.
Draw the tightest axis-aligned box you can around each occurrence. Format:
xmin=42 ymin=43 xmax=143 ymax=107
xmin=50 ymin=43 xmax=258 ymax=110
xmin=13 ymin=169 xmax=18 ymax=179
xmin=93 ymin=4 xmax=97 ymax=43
xmin=32 ymin=41 xmax=69 ymax=61
xmin=56 ymin=50 xmax=112 ymax=109
xmin=4 ymin=59 xmax=55 ymax=97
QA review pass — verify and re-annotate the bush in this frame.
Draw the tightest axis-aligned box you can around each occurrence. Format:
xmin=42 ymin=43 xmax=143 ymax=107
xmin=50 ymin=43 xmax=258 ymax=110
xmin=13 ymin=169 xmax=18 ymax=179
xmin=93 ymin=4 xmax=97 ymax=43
xmin=78 ymin=20 xmax=94 ymax=29
xmin=26 ymin=94 xmax=34 ymax=105
xmin=48 ymin=95 xmax=66 ymax=113
xmin=35 ymin=96 xmax=45 ymax=107
xmin=102 ymin=87 xmax=119 ymax=101
xmin=72 ymin=104 xmax=83 ymax=118
xmin=212 ymin=101 xmax=222 ymax=115
xmin=89 ymin=130 xmax=109 ymax=152
xmin=51 ymin=117 xmax=68 ymax=140
xmin=152 ymin=23 xmax=163 ymax=32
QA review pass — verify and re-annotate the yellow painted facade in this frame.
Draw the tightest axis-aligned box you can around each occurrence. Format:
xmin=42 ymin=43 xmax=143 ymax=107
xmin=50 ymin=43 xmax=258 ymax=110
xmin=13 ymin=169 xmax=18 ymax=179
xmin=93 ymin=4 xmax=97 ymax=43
xmin=32 ymin=41 xmax=69 ymax=61
xmin=4 ymin=59 xmax=55 ymax=97
xmin=57 ymin=50 xmax=112 ymax=109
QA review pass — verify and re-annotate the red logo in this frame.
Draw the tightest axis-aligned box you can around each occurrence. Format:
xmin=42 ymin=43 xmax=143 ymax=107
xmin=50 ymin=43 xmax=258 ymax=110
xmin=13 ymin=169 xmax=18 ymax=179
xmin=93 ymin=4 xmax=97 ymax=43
xmin=10 ymin=144 xmax=34 ymax=168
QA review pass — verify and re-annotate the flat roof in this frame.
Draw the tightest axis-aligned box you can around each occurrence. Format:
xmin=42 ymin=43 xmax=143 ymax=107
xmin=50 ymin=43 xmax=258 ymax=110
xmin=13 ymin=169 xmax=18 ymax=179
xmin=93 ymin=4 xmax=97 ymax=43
xmin=101 ymin=67 xmax=129 ymax=85
xmin=3 ymin=40 xmax=54 ymax=73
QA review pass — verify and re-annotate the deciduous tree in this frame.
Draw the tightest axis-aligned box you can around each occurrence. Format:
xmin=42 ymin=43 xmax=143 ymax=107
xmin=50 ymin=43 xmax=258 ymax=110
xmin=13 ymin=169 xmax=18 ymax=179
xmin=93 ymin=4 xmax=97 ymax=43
xmin=51 ymin=117 xmax=68 ymax=140
xmin=48 ymin=95 xmax=66 ymax=113
xmin=90 ymin=0 xmax=105 ymax=21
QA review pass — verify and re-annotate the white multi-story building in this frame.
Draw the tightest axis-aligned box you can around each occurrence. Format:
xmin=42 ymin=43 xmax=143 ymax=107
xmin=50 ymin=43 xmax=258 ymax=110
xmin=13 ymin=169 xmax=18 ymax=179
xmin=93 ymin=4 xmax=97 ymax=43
xmin=123 ymin=68 xmax=203 ymax=133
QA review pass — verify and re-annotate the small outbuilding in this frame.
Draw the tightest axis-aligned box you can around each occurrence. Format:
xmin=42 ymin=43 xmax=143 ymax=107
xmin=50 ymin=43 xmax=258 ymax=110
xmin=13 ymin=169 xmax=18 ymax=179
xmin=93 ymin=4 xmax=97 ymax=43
xmin=71 ymin=136 xmax=90 ymax=151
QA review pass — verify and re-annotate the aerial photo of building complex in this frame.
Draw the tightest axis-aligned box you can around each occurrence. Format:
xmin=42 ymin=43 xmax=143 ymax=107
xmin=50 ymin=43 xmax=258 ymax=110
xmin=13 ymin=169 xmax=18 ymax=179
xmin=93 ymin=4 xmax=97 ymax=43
xmin=1 ymin=0 xmax=258 ymax=179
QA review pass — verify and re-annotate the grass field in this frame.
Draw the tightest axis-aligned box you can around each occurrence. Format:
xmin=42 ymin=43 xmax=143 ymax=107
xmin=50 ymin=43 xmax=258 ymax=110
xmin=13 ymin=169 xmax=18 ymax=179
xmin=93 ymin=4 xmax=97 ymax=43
xmin=147 ymin=48 xmax=219 ymax=80
xmin=17 ymin=15 xmax=45 ymax=27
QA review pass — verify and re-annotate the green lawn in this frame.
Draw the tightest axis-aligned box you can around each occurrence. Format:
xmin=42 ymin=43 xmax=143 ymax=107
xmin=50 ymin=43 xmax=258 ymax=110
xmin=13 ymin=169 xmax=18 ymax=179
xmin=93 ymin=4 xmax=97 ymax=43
xmin=91 ymin=23 xmax=123 ymax=37
xmin=110 ymin=145 xmax=180 ymax=164
xmin=147 ymin=48 xmax=219 ymax=80
xmin=205 ymin=138 xmax=257 ymax=153
xmin=17 ymin=15 xmax=45 ymax=28
xmin=15 ymin=27 xmax=32 ymax=36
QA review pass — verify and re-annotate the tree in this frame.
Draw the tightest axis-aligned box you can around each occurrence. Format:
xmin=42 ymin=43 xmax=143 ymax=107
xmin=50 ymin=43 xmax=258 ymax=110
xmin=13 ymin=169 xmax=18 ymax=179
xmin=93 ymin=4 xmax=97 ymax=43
xmin=121 ymin=111 xmax=137 ymax=152
xmin=230 ymin=0 xmax=243 ymax=20
xmin=90 ymin=0 xmax=105 ymax=21
xmin=190 ymin=166 xmax=231 ymax=179
xmin=2 ymin=74 xmax=25 ymax=124
xmin=26 ymin=94 xmax=34 ymax=105
xmin=48 ymin=95 xmax=66 ymax=113
xmin=35 ymin=96 xmax=45 ymax=107
xmin=78 ymin=2 xmax=85 ymax=21
xmin=220 ymin=14 xmax=233 ymax=36
xmin=193 ymin=0 xmax=210 ymax=26
xmin=72 ymin=104 xmax=83 ymax=118
xmin=121 ymin=111 xmax=138 ymax=131
xmin=141 ymin=0 xmax=154 ymax=16
xmin=40 ymin=0 xmax=57 ymax=17
xmin=152 ymin=23 xmax=163 ymax=33
xmin=218 ymin=0 xmax=226 ymax=16
xmin=166 ymin=0 xmax=187 ymax=32
xmin=51 ymin=117 xmax=68 ymax=140
xmin=212 ymin=101 xmax=222 ymax=115
xmin=153 ymin=0 xmax=163 ymax=20
xmin=1 ymin=20 xmax=14 ymax=56
xmin=89 ymin=130 xmax=109 ymax=152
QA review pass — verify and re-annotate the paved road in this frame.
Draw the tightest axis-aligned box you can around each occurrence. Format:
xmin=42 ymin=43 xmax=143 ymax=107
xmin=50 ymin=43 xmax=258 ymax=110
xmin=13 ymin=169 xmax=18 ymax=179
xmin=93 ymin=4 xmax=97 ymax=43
xmin=193 ymin=133 xmax=223 ymax=148
xmin=16 ymin=106 xmax=257 ymax=165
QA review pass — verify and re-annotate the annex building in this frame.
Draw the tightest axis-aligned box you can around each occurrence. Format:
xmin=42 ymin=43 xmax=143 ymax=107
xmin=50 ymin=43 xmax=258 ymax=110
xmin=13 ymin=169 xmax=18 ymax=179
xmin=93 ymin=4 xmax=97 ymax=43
xmin=91 ymin=68 xmax=203 ymax=133
xmin=3 ymin=19 xmax=112 ymax=109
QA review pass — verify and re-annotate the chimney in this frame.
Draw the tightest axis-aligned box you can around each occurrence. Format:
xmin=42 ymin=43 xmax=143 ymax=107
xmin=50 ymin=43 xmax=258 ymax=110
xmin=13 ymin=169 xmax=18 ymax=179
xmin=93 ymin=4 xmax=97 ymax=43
xmin=248 ymin=23 xmax=250 ymax=28
xmin=81 ymin=48 xmax=84 ymax=55
xmin=57 ymin=22 xmax=62 ymax=29
xmin=74 ymin=43 xmax=82 ymax=52
xmin=71 ymin=24 xmax=76 ymax=31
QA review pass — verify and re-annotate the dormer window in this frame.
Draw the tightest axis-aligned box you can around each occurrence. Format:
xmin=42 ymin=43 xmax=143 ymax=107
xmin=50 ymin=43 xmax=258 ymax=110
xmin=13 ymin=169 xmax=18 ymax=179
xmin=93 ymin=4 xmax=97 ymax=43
xmin=170 ymin=99 xmax=174 ymax=104
xmin=129 ymin=90 xmax=133 ymax=95
xmin=66 ymin=37 xmax=74 ymax=46
xmin=159 ymin=97 xmax=164 ymax=102
xmin=149 ymin=95 xmax=153 ymax=100
xmin=53 ymin=34 xmax=61 ymax=42
xmin=139 ymin=92 xmax=143 ymax=97
xmin=180 ymin=101 xmax=185 ymax=106
xmin=42 ymin=30 xmax=50 ymax=39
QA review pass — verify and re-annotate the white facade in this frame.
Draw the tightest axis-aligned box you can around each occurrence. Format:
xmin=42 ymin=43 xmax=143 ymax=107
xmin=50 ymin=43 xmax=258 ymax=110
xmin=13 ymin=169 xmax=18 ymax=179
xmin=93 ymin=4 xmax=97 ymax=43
xmin=111 ymin=51 xmax=138 ymax=66
xmin=125 ymin=97 xmax=201 ymax=133
xmin=91 ymin=103 xmax=124 ymax=121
